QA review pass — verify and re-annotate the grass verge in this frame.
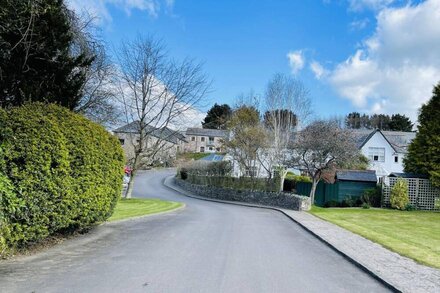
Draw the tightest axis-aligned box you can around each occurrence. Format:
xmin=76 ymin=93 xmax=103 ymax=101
xmin=309 ymin=206 xmax=440 ymax=269
xmin=108 ymin=198 xmax=183 ymax=222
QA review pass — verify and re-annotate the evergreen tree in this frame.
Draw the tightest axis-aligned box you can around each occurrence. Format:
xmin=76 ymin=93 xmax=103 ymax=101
xmin=0 ymin=0 xmax=93 ymax=109
xmin=202 ymin=103 xmax=232 ymax=129
xmin=388 ymin=114 xmax=413 ymax=131
xmin=404 ymin=83 xmax=440 ymax=187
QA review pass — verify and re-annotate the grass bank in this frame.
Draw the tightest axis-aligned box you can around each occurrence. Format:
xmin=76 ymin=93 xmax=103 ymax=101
xmin=108 ymin=198 xmax=183 ymax=222
xmin=310 ymin=206 xmax=440 ymax=268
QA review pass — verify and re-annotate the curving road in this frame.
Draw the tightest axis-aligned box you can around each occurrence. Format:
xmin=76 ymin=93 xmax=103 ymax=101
xmin=0 ymin=169 xmax=389 ymax=292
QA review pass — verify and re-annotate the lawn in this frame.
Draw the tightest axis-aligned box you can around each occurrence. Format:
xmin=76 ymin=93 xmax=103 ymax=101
xmin=310 ymin=206 xmax=440 ymax=268
xmin=108 ymin=198 xmax=183 ymax=222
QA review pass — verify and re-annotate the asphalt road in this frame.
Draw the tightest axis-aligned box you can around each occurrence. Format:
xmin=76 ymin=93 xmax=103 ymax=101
xmin=0 ymin=169 xmax=389 ymax=293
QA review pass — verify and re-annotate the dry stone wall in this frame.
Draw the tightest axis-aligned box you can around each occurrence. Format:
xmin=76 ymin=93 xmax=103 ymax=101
xmin=175 ymin=177 xmax=311 ymax=211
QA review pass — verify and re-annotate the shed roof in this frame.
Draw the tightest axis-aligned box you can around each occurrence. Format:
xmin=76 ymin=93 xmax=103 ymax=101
xmin=389 ymin=172 xmax=429 ymax=179
xmin=336 ymin=170 xmax=377 ymax=183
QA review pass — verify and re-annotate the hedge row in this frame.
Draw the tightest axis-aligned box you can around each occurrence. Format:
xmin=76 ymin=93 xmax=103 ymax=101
xmin=0 ymin=103 xmax=124 ymax=255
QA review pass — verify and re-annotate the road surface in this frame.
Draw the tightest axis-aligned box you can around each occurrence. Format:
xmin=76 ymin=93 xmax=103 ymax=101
xmin=0 ymin=169 xmax=389 ymax=292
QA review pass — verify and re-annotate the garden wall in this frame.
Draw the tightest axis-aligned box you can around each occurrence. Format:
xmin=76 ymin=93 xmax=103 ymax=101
xmin=175 ymin=177 xmax=311 ymax=211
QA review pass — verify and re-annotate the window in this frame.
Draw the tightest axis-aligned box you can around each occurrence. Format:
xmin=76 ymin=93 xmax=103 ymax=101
xmin=200 ymin=146 xmax=205 ymax=152
xmin=209 ymin=137 xmax=215 ymax=142
xmin=119 ymin=139 xmax=125 ymax=145
xmin=216 ymin=147 xmax=221 ymax=152
xmin=394 ymin=156 xmax=399 ymax=163
xmin=245 ymin=166 xmax=257 ymax=177
xmin=201 ymin=137 xmax=205 ymax=142
xmin=209 ymin=147 xmax=213 ymax=151
xmin=368 ymin=147 xmax=385 ymax=162
xmin=191 ymin=137 xmax=195 ymax=141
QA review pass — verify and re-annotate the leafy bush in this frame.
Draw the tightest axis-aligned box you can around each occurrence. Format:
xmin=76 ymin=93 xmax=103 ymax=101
xmin=362 ymin=202 xmax=371 ymax=209
xmin=283 ymin=173 xmax=312 ymax=192
xmin=324 ymin=200 xmax=339 ymax=208
xmin=341 ymin=196 xmax=355 ymax=207
xmin=390 ymin=178 xmax=409 ymax=210
xmin=0 ymin=104 xmax=124 ymax=254
xmin=179 ymin=167 xmax=188 ymax=180
xmin=404 ymin=204 xmax=416 ymax=211
xmin=362 ymin=185 xmax=382 ymax=208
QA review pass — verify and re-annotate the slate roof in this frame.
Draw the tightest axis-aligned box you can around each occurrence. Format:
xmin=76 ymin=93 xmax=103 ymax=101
xmin=389 ymin=172 xmax=429 ymax=179
xmin=199 ymin=154 xmax=225 ymax=162
xmin=113 ymin=121 xmax=187 ymax=144
xmin=350 ymin=129 xmax=416 ymax=153
xmin=336 ymin=170 xmax=377 ymax=183
xmin=185 ymin=128 xmax=228 ymax=138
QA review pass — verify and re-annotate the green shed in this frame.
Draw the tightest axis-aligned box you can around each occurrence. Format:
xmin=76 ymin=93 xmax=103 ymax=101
xmin=296 ymin=170 xmax=377 ymax=206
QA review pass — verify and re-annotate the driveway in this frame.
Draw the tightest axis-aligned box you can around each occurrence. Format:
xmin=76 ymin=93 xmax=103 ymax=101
xmin=0 ymin=169 xmax=389 ymax=292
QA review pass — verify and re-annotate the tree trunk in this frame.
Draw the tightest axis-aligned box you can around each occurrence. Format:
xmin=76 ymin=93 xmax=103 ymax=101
xmin=309 ymin=179 xmax=318 ymax=206
xmin=279 ymin=168 xmax=287 ymax=192
xmin=124 ymin=171 xmax=135 ymax=199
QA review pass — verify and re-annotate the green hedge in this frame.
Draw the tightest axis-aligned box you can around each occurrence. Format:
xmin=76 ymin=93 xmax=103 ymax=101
xmin=0 ymin=103 xmax=124 ymax=255
xmin=185 ymin=174 xmax=281 ymax=192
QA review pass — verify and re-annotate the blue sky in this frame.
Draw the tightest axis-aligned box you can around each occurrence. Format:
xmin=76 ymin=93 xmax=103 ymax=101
xmin=69 ymin=0 xmax=440 ymax=123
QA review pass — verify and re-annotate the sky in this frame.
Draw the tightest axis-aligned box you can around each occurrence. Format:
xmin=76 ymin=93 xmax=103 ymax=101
xmin=68 ymin=0 xmax=440 ymax=124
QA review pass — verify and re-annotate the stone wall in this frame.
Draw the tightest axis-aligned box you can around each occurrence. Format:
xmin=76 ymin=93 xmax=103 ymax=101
xmin=175 ymin=177 xmax=311 ymax=211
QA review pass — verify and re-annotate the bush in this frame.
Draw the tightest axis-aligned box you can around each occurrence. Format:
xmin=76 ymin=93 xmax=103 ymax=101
xmin=179 ymin=167 xmax=188 ymax=180
xmin=362 ymin=185 xmax=382 ymax=208
xmin=0 ymin=104 xmax=124 ymax=254
xmin=390 ymin=178 xmax=409 ymax=210
xmin=341 ymin=196 xmax=355 ymax=207
xmin=324 ymin=200 xmax=339 ymax=208
xmin=283 ymin=173 xmax=312 ymax=192
xmin=362 ymin=202 xmax=371 ymax=209
xmin=404 ymin=204 xmax=416 ymax=211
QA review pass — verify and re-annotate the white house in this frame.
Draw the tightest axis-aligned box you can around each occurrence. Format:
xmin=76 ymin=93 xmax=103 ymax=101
xmin=352 ymin=129 xmax=416 ymax=178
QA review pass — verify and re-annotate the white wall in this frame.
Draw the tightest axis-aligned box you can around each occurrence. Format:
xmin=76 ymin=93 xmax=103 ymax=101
xmin=360 ymin=132 xmax=404 ymax=177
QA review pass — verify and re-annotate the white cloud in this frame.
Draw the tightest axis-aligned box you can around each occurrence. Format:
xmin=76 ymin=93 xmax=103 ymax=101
xmin=310 ymin=61 xmax=328 ymax=80
xmin=350 ymin=18 xmax=369 ymax=30
xmin=348 ymin=0 xmax=395 ymax=11
xmin=328 ymin=0 xmax=440 ymax=121
xmin=67 ymin=0 xmax=162 ymax=24
xmin=287 ymin=50 xmax=305 ymax=74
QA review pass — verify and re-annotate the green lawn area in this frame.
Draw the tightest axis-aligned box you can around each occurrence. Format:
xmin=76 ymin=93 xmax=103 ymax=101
xmin=310 ymin=206 xmax=440 ymax=268
xmin=108 ymin=198 xmax=183 ymax=222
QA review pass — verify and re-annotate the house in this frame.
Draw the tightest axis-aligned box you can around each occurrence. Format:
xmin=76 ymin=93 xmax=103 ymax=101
xmin=352 ymin=129 xmax=416 ymax=178
xmin=113 ymin=121 xmax=187 ymax=166
xmin=183 ymin=128 xmax=228 ymax=153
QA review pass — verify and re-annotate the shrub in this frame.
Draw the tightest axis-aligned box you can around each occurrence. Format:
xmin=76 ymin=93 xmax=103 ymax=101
xmin=404 ymin=204 xmax=416 ymax=211
xmin=390 ymin=178 xmax=409 ymax=210
xmin=0 ymin=103 xmax=124 ymax=253
xmin=324 ymin=200 xmax=339 ymax=208
xmin=179 ymin=167 xmax=188 ymax=180
xmin=283 ymin=173 xmax=312 ymax=192
xmin=341 ymin=196 xmax=355 ymax=207
xmin=362 ymin=185 xmax=382 ymax=208
xmin=362 ymin=202 xmax=371 ymax=209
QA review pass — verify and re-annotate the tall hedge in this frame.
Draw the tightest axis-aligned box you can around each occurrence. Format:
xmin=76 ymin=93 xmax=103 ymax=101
xmin=0 ymin=104 xmax=124 ymax=254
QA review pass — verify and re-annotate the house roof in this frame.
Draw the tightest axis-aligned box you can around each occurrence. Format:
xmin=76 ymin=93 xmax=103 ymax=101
xmin=185 ymin=128 xmax=228 ymax=138
xmin=199 ymin=154 xmax=225 ymax=162
xmin=113 ymin=121 xmax=187 ymax=144
xmin=336 ymin=170 xmax=377 ymax=183
xmin=351 ymin=129 xmax=415 ymax=154
xmin=389 ymin=172 xmax=429 ymax=179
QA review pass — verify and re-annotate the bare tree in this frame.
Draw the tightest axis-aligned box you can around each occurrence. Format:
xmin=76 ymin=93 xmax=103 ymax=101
xmin=68 ymin=10 xmax=120 ymax=126
xmin=260 ymin=73 xmax=312 ymax=188
xmin=290 ymin=121 xmax=360 ymax=204
xmin=117 ymin=35 xmax=210 ymax=198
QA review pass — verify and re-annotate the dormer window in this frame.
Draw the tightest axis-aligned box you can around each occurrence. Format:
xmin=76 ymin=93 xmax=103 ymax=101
xmin=368 ymin=147 xmax=385 ymax=162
